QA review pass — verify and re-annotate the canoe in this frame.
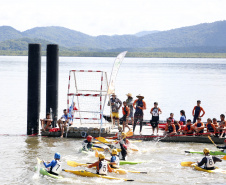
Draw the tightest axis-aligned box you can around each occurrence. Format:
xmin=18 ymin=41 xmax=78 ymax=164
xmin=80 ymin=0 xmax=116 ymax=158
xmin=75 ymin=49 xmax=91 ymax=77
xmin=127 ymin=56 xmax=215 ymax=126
xmin=185 ymin=151 xmax=226 ymax=155
xmin=35 ymin=167 xmax=63 ymax=179
xmin=192 ymin=164 xmax=226 ymax=174
xmin=119 ymin=161 xmax=144 ymax=165
xmin=63 ymin=169 xmax=134 ymax=181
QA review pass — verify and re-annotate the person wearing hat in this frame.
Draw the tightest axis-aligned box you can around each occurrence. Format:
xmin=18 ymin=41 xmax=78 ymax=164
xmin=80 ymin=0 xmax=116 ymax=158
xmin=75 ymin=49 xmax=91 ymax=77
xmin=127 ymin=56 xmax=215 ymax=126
xmin=125 ymin=93 xmax=134 ymax=126
xmin=88 ymin=153 xmax=114 ymax=175
xmin=108 ymin=93 xmax=122 ymax=127
xmin=192 ymin=100 xmax=205 ymax=123
xmin=106 ymin=149 xmax=120 ymax=168
xmin=43 ymin=153 xmax=62 ymax=176
xmin=216 ymin=139 xmax=226 ymax=153
xmin=133 ymin=94 xmax=146 ymax=135
xmin=197 ymin=148 xmax=222 ymax=170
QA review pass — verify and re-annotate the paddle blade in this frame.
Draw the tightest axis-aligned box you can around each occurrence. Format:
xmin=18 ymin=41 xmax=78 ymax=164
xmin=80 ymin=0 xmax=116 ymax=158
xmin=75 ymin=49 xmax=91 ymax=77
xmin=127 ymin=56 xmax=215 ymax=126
xmin=37 ymin=157 xmax=42 ymax=164
xmin=116 ymin=148 xmax=121 ymax=152
xmin=184 ymin=151 xmax=190 ymax=153
xmin=126 ymin=130 xmax=133 ymax=137
xmin=67 ymin=161 xmax=88 ymax=167
xmin=127 ymin=170 xmax=147 ymax=174
xmin=114 ymin=169 xmax=127 ymax=174
xmin=95 ymin=150 xmax=99 ymax=158
xmin=95 ymin=137 xmax=109 ymax=143
xmin=221 ymin=155 xmax=226 ymax=160
xmin=181 ymin=162 xmax=195 ymax=167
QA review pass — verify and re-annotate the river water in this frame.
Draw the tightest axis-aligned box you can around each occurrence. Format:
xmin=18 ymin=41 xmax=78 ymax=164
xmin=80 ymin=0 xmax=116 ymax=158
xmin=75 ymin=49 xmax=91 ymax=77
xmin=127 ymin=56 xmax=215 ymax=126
xmin=1 ymin=56 xmax=226 ymax=184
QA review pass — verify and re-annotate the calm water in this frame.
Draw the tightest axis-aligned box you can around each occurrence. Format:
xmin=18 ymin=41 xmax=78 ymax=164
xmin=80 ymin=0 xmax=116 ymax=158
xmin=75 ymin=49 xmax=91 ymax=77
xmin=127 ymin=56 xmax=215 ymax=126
xmin=1 ymin=56 xmax=226 ymax=184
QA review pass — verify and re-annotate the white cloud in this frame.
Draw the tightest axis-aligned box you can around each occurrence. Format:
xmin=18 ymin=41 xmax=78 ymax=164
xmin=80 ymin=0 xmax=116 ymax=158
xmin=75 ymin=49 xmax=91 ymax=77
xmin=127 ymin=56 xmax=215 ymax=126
xmin=0 ymin=0 xmax=225 ymax=35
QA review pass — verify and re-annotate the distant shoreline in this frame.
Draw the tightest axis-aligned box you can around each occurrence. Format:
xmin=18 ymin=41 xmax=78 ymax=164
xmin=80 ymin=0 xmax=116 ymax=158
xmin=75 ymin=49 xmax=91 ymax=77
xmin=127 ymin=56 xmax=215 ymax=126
xmin=0 ymin=50 xmax=226 ymax=58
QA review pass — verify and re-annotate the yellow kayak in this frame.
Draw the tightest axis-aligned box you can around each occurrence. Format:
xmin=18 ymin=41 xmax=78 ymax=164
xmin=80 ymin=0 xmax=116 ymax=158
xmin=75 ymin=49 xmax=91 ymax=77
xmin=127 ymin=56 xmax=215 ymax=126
xmin=63 ymin=170 xmax=134 ymax=181
xmin=192 ymin=164 xmax=226 ymax=174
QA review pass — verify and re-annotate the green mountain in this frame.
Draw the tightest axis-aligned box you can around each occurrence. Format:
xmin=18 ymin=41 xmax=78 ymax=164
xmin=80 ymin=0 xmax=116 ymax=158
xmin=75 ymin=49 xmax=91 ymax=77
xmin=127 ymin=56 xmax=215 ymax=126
xmin=0 ymin=20 xmax=226 ymax=53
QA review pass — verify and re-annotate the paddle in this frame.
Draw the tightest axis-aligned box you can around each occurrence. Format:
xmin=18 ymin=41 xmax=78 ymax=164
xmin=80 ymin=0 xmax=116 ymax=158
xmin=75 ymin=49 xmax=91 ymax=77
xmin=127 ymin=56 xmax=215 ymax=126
xmin=37 ymin=157 xmax=42 ymax=164
xmin=181 ymin=162 xmax=196 ymax=167
xmin=208 ymin=136 xmax=217 ymax=147
xmin=221 ymin=155 xmax=226 ymax=160
xmin=67 ymin=161 xmax=88 ymax=167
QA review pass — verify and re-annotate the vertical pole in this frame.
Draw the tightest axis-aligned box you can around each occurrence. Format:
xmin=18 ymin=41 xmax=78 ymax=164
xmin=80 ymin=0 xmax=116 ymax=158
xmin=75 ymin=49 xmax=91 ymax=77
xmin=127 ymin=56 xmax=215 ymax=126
xmin=46 ymin=44 xmax=59 ymax=127
xmin=27 ymin=43 xmax=41 ymax=135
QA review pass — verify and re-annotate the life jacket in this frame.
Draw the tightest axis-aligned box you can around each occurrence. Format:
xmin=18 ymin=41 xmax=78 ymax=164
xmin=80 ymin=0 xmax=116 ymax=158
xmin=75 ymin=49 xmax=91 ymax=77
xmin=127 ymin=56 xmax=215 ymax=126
xmin=98 ymin=160 xmax=108 ymax=175
xmin=175 ymin=124 xmax=180 ymax=131
xmin=186 ymin=124 xmax=191 ymax=131
xmin=168 ymin=125 xmax=174 ymax=133
xmin=123 ymin=106 xmax=129 ymax=116
xmin=207 ymin=123 xmax=214 ymax=132
xmin=194 ymin=106 xmax=201 ymax=117
xmin=135 ymin=100 xmax=144 ymax=114
xmin=205 ymin=155 xmax=214 ymax=169
xmin=82 ymin=140 xmax=93 ymax=150
xmin=197 ymin=122 xmax=202 ymax=127
xmin=111 ymin=156 xmax=119 ymax=168
xmin=151 ymin=107 xmax=160 ymax=117
xmin=51 ymin=160 xmax=62 ymax=175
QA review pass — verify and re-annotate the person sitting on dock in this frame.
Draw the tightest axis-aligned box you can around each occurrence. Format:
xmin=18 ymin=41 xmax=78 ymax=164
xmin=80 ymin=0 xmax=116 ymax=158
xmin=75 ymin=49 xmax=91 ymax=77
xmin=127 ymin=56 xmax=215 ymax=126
xmin=206 ymin=118 xmax=216 ymax=136
xmin=82 ymin=135 xmax=93 ymax=151
xmin=197 ymin=148 xmax=222 ymax=170
xmin=192 ymin=117 xmax=205 ymax=135
xmin=192 ymin=100 xmax=205 ymax=123
xmin=216 ymin=114 xmax=226 ymax=138
xmin=122 ymin=101 xmax=131 ymax=132
xmin=125 ymin=93 xmax=134 ymax=126
xmin=182 ymin=119 xmax=194 ymax=135
xmin=168 ymin=113 xmax=175 ymax=123
xmin=164 ymin=119 xmax=176 ymax=136
xmin=108 ymin=93 xmax=122 ymax=128
xmin=88 ymin=153 xmax=114 ymax=175
xmin=216 ymin=139 xmax=226 ymax=153
xmin=106 ymin=149 xmax=120 ymax=168
xmin=40 ymin=113 xmax=53 ymax=131
xmin=133 ymin=94 xmax=146 ymax=135
xmin=212 ymin=118 xmax=219 ymax=136
xmin=57 ymin=109 xmax=71 ymax=138
xmin=150 ymin=102 xmax=162 ymax=136
xmin=174 ymin=121 xmax=181 ymax=135
xmin=43 ymin=153 xmax=62 ymax=176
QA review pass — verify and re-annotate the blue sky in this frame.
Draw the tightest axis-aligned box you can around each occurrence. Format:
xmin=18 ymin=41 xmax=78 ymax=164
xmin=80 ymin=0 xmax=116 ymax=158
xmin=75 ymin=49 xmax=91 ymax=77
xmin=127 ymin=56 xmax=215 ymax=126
xmin=0 ymin=0 xmax=225 ymax=36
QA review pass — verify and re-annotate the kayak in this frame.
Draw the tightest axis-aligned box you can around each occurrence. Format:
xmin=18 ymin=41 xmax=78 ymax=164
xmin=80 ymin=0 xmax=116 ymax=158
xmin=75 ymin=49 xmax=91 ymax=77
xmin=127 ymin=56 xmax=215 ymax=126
xmin=119 ymin=161 xmax=144 ymax=165
xmin=63 ymin=169 xmax=134 ymax=181
xmin=185 ymin=151 xmax=226 ymax=155
xmin=192 ymin=164 xmax=226 ymax=174
xmin=35 ymin=166 xmax=63 ymax=179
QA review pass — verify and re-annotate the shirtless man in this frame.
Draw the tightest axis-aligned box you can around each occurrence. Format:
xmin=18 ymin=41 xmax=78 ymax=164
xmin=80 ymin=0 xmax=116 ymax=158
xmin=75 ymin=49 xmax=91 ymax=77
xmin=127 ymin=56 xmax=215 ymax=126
xmin=40 ymin=113 xmax=53 ymax=131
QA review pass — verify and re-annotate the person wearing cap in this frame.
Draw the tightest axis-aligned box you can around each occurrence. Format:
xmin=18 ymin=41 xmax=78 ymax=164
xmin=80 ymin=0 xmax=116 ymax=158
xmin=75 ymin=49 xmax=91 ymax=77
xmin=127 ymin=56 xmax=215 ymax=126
xmin=43 ymin=153 xmax=62 ymax=176
xmin=192 ymin=117 xmax=205 ymax=135
xmin=133 ymin=94 xmax=146 ymax=135
xmin=216 ymin=114 xmax=226 ymax=138
xmin=82 ymin=135 xmax=94 ymax=150
xmin=150 ymin=102 xmax=162 ymax=135
xmin=197 ymin=148 xmax=222 ymax=170
xmin=216 ymin=139 xmax=226 ymax=153
xmin=192 ymin=100 xmax=205 ymax=123
xmin=125 ymin=93 xmax=134 ymax=126
xmin=108 ymin=93 xmax=122 ymax=127
xmin=164 ymin=119 xmax=176 ymax=136
xmin=106 ymin=149 xmax=120 ymax=168
xmin=88 ymin=153 xmax=114 ymax=175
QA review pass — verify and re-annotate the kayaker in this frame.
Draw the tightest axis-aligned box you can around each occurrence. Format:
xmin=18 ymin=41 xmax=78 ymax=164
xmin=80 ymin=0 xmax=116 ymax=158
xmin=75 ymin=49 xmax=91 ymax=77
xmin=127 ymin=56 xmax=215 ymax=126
xmin=43 ymin=153 xmax=62 ymax=176
xmin=113 ymin=125 xmax=123 ymax=140
xmin=57 ymin=109 xmax=71 ymax=138
xmin=88 ymin=153 xmax=114 ymax=175
xmin=197 ymin=148 xmax=222 ymax=170
xmin=150 ymin=102 xmax=162 ymax=136
xmin=182 ymin=119 xmax=194 ymax=135
xmin=216 ymin=139 xmax=226 ymax=153
xmin=116 ymin=132 xmax=128 ymax=160
xmin=133 ymin=94 xmax=146 ymax=135
xmin=125 ymin=93 xmax=134 ymax=126
xmin=122 ymin=101 xmax=131 ymax=132
xmin=164 ymin=119 xmax=176 ymax=136
xmin=192 ymin=117 xmax=205 ymax=135
xmin=192 ymin=100 xmax=205 ymax=123
xmin=106 ymin=149 xmax=120 ymax=168
xmin=82 ymin=135 xmax=93 ymax=150
xmin=216 ymin=114 xmax=226 ymax=138
xmin=206 ymin=118 xmax=216 ymax=136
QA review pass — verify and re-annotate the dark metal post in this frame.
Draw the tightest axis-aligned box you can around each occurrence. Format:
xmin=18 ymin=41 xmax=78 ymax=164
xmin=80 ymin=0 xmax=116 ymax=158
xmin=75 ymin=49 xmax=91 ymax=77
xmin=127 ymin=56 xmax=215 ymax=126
xmin=27 ymin=44 xmax=41 ymax=135
xmin=46 ymin=44 xmax=59 ymax=127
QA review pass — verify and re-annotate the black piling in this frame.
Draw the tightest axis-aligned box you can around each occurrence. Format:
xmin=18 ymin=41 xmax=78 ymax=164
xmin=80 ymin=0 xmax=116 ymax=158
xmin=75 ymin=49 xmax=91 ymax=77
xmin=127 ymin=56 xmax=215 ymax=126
xmin=27 ymin=44 xmax=41 ymax=135
xmin=46 ymin=44 xmax=59 ymax=127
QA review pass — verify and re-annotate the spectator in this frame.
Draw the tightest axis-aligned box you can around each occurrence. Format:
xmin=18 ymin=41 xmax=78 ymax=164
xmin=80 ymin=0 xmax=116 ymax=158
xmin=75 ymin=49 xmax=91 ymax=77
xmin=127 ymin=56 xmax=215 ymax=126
xmin=192 ymin=100 xmax=205 ymax=123
xmin=40 ymin=113 xmax=53 ymax=131
xmin=125 ymin=93 xmax=134 ymax=126
xmin=182 ymin=119 xmax=194 ymax=135
xmin=216 ymin=114 xmax=226 ymax=138
xmin=164 ymin=119 xmax=176 ymax=136
xmin=150 ymin=102 xmax=162 ymax=136
xmin=168 ymin=113 xmax=175 ymax=123
xmin=192 ymin=117 xmax=205 ymax=135
xmin=174 ymin=120 xmax=181 ymax=134
xmin=213 ymin=118 xmax=219 ymax=136
xmin=57 ymin=109 xmax=71 ymax=138
xmin=180 ymin=110 xmax=186 ymax=125
xmin=206 ymin=118 xmax=216 ymax=136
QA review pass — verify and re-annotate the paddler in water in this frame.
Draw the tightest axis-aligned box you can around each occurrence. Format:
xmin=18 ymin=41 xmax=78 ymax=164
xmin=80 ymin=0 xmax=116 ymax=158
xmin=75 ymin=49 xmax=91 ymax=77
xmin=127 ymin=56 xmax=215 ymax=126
xmin=164 ymin=119 xmax=176 ymax=136
xmin=88 ymin=154 xmax=114 ymax=175
xmin=43 ymin=153 xmax=62 ymax=176
xmin=82 ymin=135 xmax=93 ymax=151
xmin=197 ymin=148 xmax=222 ymax=170
xmin=106 ymin=149 xmax=120 ymax=168
xmin=116 ymin=132 xmax=128 ymax=160
xmin=216 ymin=139 xmax=226 ymax=153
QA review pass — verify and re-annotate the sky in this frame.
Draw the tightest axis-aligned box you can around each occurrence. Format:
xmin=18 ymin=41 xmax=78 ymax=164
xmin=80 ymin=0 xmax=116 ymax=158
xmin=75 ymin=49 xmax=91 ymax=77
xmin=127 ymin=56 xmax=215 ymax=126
xmin=0 ymin=0 xmax=225 ymax=36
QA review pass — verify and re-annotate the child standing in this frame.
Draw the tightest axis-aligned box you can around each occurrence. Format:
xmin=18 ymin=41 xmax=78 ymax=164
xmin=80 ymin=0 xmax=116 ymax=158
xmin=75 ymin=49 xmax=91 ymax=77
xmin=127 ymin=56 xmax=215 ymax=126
xmin=150 ymin=102 xmax=162 ymax=135
xmin=122 ymin=101 xmax=131 ymax=132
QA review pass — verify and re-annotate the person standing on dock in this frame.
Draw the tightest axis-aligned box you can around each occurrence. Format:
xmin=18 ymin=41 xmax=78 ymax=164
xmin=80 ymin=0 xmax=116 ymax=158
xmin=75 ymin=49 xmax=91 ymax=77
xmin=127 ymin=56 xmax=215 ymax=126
xmin=40 ymin=113 xmax=53 ymax=131
xmin=122 ymin=101 xmax=131 ymax=132
xmin=150 ymin=102 xmax=162 ymax=136
xmin=133 ymin=94 xmax=146 ymax=135
xmin=108 ymin=94 xmax=122 ymax=128
xmin=57 ymin=109 xmax=71 ymax=138
xmin=192 ymin=100 xmax=205 ymax=123
xmin=125 ymin=93 xmax=134 ymax=126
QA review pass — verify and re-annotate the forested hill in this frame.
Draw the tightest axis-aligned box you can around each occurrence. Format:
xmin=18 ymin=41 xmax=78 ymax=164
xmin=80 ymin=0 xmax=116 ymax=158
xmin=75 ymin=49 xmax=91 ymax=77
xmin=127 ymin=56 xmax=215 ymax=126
xmin=0 ymin=20 xmax=226 ymax=53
